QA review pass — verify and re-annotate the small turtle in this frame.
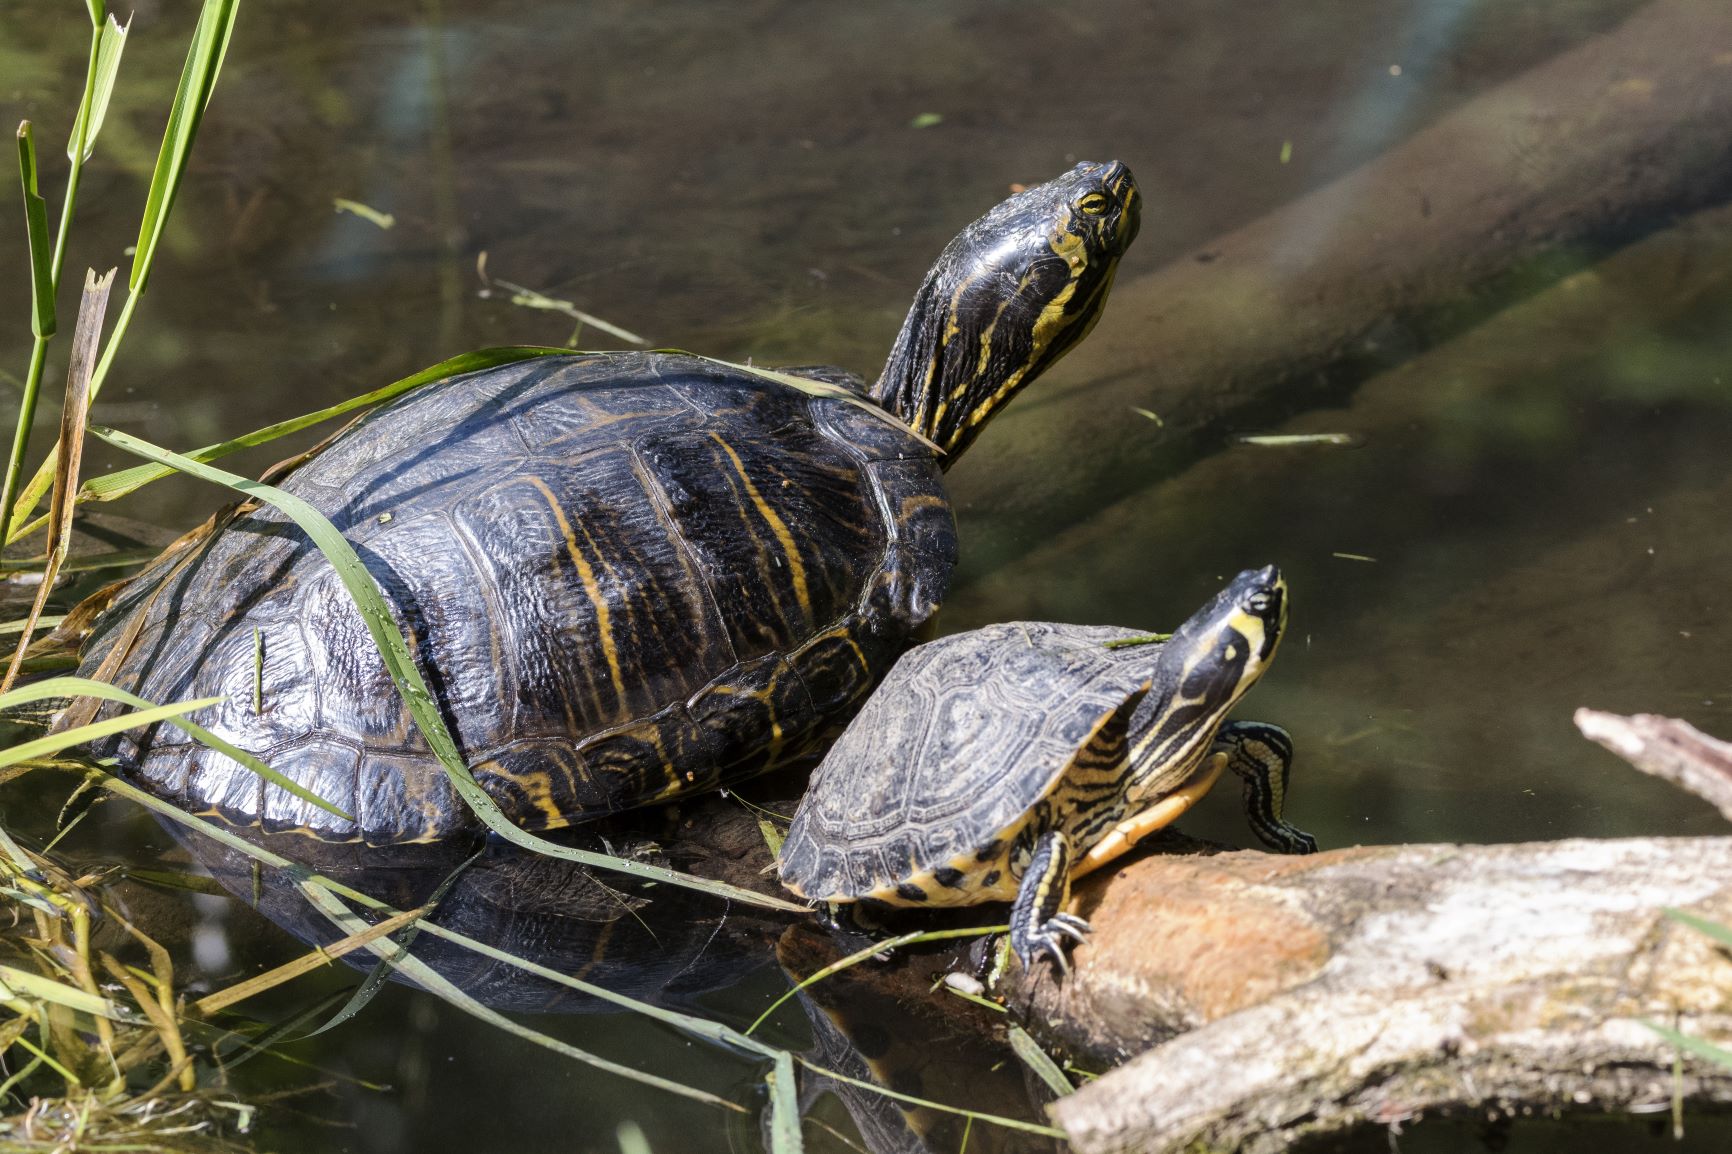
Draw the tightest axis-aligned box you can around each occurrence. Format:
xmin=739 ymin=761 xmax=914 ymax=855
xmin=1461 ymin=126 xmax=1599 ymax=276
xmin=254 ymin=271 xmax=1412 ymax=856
xmin=777 ymin=566 xmax=1318 ymax=970
xmin=63 ymin=161 xmax=1140 ymax=844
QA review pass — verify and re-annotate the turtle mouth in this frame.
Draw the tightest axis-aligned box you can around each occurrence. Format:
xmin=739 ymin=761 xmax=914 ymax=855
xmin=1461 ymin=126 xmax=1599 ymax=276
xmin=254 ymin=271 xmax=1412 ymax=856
xmin=1097 ymin=160 xmax=1141 ymax=249
xmin=1253 ymin=583 xmax=1286 ymax=660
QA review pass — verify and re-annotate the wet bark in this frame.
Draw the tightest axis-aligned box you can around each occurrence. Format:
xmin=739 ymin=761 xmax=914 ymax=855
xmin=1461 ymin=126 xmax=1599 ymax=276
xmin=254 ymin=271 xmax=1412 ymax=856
xmin=953 ymin=0 xmax=1732 ymax=571
xmin=995 ymin=836 xmax=1732 ymax=1154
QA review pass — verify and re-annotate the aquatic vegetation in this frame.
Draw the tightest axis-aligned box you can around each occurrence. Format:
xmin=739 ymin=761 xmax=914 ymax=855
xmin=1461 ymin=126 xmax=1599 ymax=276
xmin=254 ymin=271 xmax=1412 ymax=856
xmin=1 ymin=4 xmax=1062 ymax=1148
xmin=0 ymin=824 xmax=261 ymax=1154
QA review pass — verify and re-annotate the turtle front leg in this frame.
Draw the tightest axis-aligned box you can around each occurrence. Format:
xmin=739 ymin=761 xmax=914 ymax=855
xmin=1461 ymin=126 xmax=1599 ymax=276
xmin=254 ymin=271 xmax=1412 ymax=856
xmin=1010 ymin=831 xmax=1091 ymax=972
xmin=1214 ymin=720 xmax=1318 ymax=854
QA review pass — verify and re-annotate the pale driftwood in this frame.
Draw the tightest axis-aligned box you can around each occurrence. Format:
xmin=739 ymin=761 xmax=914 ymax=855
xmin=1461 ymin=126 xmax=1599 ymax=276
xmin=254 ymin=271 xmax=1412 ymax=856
xmin=1578 ymin=710 xmax=1732 ymax=824
xmin=994 ymin=838 xmax=1732 ymax=1154
xmin=954 ymin=0 xmax=1732 ymax=564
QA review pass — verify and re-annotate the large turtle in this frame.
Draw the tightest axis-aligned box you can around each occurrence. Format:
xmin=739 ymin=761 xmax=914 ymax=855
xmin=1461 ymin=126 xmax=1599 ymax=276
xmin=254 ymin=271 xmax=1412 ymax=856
xmin=777 ymin=566 xmax=1318 ymax=970
xmin=67 ymin=161 xmax=1140 ymax=844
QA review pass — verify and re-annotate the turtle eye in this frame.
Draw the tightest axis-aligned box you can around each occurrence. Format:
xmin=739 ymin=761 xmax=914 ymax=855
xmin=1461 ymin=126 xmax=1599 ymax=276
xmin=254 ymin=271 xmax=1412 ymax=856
xmin=1077 ymin=192 xmax=1110 ymax=216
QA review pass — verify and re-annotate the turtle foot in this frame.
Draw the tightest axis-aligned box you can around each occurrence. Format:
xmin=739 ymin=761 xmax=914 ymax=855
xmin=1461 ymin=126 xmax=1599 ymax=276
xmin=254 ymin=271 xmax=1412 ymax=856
xmin=1012 ymin=911 xmax=1091 ymax=974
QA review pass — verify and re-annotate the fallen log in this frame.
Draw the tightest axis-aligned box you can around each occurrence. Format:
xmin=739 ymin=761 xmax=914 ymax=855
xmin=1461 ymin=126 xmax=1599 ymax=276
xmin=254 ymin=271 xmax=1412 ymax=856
xmin=997 ymin=835 xmax=1732 ymax=1153
xmin=947 ymin=192 xmax=1732 ymax=634
xmin=952 ymin=0 xmax=1732 ymax=574
xmin=1578 ymin=711 xmax=1732 ymax=825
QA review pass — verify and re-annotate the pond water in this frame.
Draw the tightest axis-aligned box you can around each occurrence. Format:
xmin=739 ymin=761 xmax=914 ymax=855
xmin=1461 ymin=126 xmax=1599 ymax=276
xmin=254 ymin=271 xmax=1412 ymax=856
xmin=4 ymin=1 xmax=1732 ymax=1151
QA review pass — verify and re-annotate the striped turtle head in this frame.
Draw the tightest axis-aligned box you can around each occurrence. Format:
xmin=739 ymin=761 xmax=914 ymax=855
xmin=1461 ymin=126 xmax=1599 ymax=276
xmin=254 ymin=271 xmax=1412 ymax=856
xmin=1125 ymin=566 xmax=1287 ymax=796
xmin=870 ymin=160 xmax=1140 ymax=463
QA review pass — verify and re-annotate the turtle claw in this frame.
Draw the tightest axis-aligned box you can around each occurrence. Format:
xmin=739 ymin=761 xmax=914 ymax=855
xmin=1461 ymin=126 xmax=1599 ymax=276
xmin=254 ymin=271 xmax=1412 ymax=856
xmin=1051 ymin=913 xmax=1092 ymax=942
xmin=1013 ymin=913 xmax=1093 ymax=974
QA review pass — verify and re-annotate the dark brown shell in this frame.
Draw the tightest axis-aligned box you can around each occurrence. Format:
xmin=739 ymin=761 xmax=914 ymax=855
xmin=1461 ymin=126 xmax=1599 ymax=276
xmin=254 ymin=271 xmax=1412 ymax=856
xmin=77 ymin=352 xmax=954 ymax=843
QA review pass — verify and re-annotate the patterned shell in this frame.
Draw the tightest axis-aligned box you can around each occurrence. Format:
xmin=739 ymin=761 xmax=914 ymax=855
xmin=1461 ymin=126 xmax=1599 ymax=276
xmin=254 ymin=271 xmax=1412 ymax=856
xmin=778 ymin=621 xmax=1156 ymax=900
xmin=77 ymin=353 xmax=956 ymax=844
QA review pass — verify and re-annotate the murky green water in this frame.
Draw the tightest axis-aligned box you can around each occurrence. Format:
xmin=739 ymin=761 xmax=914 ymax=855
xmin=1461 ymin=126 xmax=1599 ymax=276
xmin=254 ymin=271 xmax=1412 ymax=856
xmin=5 ymin=1 xmax=1732 ymax=1151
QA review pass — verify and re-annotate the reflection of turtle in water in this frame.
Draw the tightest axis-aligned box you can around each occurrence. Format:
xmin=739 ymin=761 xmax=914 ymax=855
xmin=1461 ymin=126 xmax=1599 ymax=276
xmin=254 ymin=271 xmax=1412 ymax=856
xmin=771 ymin=924 xmax=1055 ymax=1154
xmin=171 ymin=809 xmax=1054 ymax=1154
xmin=64 ymin=161 xmax=1140 ymax=846
xmin=164 ymin=814 xmax=777 ymax=1014
xmin=779 ymin=567 xmax=1319 ymax=970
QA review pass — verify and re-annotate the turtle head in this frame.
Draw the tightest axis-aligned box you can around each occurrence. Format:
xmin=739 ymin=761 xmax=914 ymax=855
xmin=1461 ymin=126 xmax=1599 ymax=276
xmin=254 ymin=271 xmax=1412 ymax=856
xmin=1125 ymin=566 xmax=1287 ymax=794
xmin=870 ymin=160 xmax=1140 ymax=464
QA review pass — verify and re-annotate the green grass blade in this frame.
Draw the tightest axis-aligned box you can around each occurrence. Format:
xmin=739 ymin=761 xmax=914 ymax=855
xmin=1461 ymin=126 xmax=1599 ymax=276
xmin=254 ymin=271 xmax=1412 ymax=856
xmin=745 ymin=924 xmax=1007 ymax=1035
xmin=5 ymin=1 xmax=241 ymax=543
xmin=1644 ymin=1021 xmax=1732 ymax=1070
xmin=0 ymin=548 xmax=156 ymax=574
xmin=76 ymin=346 xmax=568 ymax=506
xmin=296 ymin=879 xmax=747 ymax=1112
xmin=92 ymin=768 xmax=781 ymax=1058
xmin=0 ymin=962 xmax=133 ymax=1022
xmin=765 ymin=1050 xmax=804 ymax=1154
xmin=793 ymin=1059 xmax=1066 ymax=1139
xmin=3 ymin=123 xmax=57 ymax=538
xmin=0 ymin=615 xmax=65 ymax=636
xmin=1007 ymin=1024 xmax=1073 ymax=1097
xmin=1664 ymin=908 xmax=1732 ymax=950
xmin=16 ymin=347 xmax=899 ymax=538
xmin=82 ymin=772 xmax=1061 ymax=1138
xmin=67 ymin=14 xmax=130 ymax=163
xmin=211 ymin=986 xmax=355 ymax=1071
xmin=0 ymin=675 xmax=352 ymax=822
xmin=0 ymin=1052 xmax=45 ymax=1102
xmin=680 ymin=353 xmax=941 ymax=453
xmin=297 ymin=849 xmax=480 ymax=1039
xmin=87 ymin=424 xmax=803 ymax=913
xmin=130 ymin=0 xmax=238 ymax=295
xmin=0 ymin=696 xmax=221 ymax=769
xmin=485 ymin=276 xmax=645 ymax=346
xmin=15 ymin=123 xmax=54 ymax=340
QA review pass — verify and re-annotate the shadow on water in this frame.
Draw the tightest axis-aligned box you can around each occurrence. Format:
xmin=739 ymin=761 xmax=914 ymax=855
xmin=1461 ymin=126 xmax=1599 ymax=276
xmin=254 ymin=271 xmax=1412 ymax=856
xmin=139 ymin=799 xmax=1054 ymax=1154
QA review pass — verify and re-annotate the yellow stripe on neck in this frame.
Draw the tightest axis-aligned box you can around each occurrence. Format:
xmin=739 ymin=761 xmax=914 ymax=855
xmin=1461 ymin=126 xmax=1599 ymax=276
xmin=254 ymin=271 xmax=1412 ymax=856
xmin=1073 ymin=753 xmax=1228 ymax=878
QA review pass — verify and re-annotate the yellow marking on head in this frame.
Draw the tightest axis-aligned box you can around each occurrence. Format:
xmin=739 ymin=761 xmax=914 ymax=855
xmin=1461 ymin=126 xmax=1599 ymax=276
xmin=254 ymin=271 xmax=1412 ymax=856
xmin=953 ymin=274 xmax=1032 ymax=403
xmin=526 ymin=476 xmax=626 ymax=707
xmin=951 ymin=226 xmax=1092 ymax=447
xmin=943 ymin=270 xmax=977 ymax=345
xmin=709 ymin=433 xmax=812 ymax=623
xmin=1124 ymin=610 xmax=1268 ymax=774
xmin=1073 ymin=754 xmax=1228 ymax=878
xmin=1228 ymin=609 xmax=1267 ymax=659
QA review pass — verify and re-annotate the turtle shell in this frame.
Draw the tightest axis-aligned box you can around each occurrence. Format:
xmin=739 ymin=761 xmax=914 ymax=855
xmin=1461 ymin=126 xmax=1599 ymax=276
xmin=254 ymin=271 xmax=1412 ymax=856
xmin=777 ymin=621 xmax=1156 ymax=904
xmin=76 ymin=352 xmax=955 ymax=844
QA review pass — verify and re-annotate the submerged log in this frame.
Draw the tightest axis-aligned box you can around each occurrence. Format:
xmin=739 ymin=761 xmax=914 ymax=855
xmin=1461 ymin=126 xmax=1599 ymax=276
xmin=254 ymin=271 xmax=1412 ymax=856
xmin=955 ymin=0 xmax=1732 ymax=569
xmin=999 ymin=836 xmax=1732 ymax=1154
